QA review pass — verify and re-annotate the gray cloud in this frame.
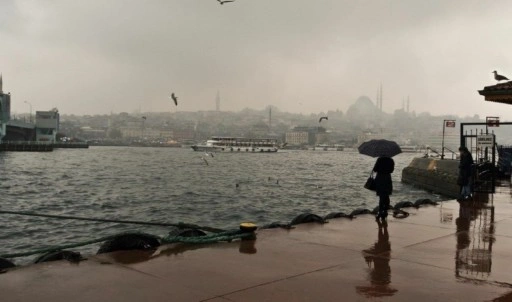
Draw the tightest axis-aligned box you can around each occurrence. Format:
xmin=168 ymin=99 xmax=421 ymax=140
xmin=1 ymin=0 xmax=512 ymax=119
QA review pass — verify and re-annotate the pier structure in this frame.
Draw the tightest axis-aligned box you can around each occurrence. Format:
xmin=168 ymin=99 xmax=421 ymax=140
xmin=0 ymin=75 xmax=86 ymax=151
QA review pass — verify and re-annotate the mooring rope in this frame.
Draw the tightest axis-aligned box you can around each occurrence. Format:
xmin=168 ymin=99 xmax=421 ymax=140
xmin=0 ymin=229 xmax=255 ymax=259
xmin=162 ymin=229 xmax=255 ymax=244
xmin=0 ymin=198 xmax=439 ymax=261
xmin=0 ymin=209 xmax=225 ymax=233
xmin=0 ymin=232 xmax=143 ymax=258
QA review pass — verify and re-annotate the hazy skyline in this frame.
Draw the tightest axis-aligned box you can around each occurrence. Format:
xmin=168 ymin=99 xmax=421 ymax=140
xmin=1 ymin=1 xmax=512 ymax=119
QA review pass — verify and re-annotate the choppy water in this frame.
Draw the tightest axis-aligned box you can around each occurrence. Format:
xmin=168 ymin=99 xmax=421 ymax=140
xmin=0 ymin=147 xmax=444 ymax=264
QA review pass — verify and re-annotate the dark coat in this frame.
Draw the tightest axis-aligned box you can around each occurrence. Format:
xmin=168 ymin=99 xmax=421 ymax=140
xmin=457 ymin=151 xmax=474 ymax=186
xmin=373 ymin=157 xmax=394 ymax=196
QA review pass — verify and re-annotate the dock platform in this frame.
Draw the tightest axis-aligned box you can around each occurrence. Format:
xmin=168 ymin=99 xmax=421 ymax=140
xmin=0 ymin=141 xmax=53 ymax=151
xmin=2 ymin=182 xmax=512 ymax=301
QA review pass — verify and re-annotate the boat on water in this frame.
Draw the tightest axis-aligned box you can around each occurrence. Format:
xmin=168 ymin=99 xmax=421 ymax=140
xmin=400 ymin=145 xmax=424 ymax=153
xmin=310 ymin=144 xmax=344 ymax=151
xmin=191 ymin=136 xmax=279 ymax=153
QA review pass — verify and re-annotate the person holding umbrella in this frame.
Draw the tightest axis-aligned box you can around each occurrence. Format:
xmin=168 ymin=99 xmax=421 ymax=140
xmin=373 ymin=156 xmax=395 ymax=221
xmin=358 ymin=139 xmax=402 ymax=221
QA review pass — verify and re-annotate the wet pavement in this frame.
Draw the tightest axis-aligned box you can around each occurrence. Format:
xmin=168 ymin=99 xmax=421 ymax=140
xmin=2 ymin=181 xmax=512 ymax=301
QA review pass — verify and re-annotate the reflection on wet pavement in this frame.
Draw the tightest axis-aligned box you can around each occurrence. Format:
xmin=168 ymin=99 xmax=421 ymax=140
xmin=356 ymin=220 xmax=397 ymax=298
xmin=455 ymin=193 xmax=495 ymax=281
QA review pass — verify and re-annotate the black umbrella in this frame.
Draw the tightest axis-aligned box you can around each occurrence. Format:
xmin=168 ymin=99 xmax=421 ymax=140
xmin=358 ymin=139 xmax=402 ymax=158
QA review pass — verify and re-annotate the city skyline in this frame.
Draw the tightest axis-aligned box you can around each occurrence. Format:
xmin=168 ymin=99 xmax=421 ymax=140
xmin=1 ymin=1 xmax=512 ymax=119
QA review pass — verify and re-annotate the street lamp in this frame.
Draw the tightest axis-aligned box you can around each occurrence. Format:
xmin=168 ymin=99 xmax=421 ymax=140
xmin=24 ymin=101 xmax=32 ymax=123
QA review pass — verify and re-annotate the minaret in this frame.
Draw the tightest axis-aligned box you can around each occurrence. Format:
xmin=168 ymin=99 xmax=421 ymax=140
xmin=269 ymin=107 xmax=272 ymax=130
xmin=215 ymin=91 xmax=220 ymax=111
xmin=376 ymin=88 xmax=379 ymax=109
xmin=379 ymin=83 xmax=383 ymax=111
xmin=0 ymin=74 xmax=3 ymax=94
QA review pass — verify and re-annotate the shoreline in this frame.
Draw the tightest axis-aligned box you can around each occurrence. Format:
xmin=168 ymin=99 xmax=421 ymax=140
xmin=1 ymin=185 xmax=512 ymax=301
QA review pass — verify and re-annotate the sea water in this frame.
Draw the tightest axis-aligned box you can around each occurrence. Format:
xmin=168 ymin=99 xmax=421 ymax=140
xmin=0 ymin=147 xmax=444 ymax=264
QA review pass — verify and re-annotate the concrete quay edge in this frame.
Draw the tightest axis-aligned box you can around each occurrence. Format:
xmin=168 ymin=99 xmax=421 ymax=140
xmin=1 ymin=184 xmax=512 ymax=301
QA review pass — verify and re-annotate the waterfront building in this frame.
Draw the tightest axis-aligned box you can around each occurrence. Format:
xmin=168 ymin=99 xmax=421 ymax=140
xmin=0 ymin=74 xmax=12 ymax=142
xmin=173 ymin=128 xmax=195 ymax=141
xmin=119 ymin=126 xmax=143 ymax=139
xmin=285 ymin=126 xmax=327 ymax=146
xmin=80 ymin=127 xmax=107 ymax=139
xmin=285 ymin=130 xmax=309 ymax=145
xmin=357 ymin=129 xmax=385 ymax=145
xmin=35 ymin=109 xmax=59 ymax=143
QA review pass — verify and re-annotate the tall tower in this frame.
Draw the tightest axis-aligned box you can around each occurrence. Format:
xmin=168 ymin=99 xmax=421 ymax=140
xmin=376 ymin=83 xmax=383 ymax=111
xmin=379 ymin=83 xmax=383 ymax=111
xmin=0 ymin=74 xmax=3 ymax=94
xmin=215 ymin=91 xmax=220 ymax=111
xmin=269 ymin=107 xmax=272 ymax=130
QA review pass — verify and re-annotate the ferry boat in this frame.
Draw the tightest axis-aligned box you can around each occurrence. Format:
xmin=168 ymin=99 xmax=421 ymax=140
xmin=191 ymin=136 xmax=279 ymax=153
xmin=400 ymin=145 xmax=424 ymax=153
xmin=310 ymin=144 xmax=344 ymax=151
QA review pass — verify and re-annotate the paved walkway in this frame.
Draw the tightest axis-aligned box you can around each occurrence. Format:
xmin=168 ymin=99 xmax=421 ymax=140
xmin=2 ymin=182 xmax=512 ymax=301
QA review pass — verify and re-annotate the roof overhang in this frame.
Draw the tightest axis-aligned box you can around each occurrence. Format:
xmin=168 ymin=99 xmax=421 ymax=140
xmin=479 ymin=81 xmax=512 ymax=105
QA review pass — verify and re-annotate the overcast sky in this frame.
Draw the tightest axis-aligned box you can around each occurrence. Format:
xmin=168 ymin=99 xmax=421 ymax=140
xmin=1 ymin=0 xmax=512 ymax=119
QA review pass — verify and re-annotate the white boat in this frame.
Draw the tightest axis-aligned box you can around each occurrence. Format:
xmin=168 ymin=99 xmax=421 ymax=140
xmin=191 ymin=136 xmax=279 ymax=153
xmin=310 ymin=144 xmax=344 ymax=151
xmin=400 ymin=145 xmax=424 ymax=153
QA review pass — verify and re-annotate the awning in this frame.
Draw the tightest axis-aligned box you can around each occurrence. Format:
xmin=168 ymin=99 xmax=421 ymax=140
xmin=478 ymin=81 xmax=512 ymax=105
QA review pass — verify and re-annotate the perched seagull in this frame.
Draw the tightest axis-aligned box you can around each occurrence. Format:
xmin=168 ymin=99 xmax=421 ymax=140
xmin=493 ymin=70 xmax=509 ymax=82
xmin=319 ymin=116 xmax=328 ymax=123
xmin=170 ymin=93 xmax=178 ymax=106
xmin=217 ymin=0 xmax=235 ymax=4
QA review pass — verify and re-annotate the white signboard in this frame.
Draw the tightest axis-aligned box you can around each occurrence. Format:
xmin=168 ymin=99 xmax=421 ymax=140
xmin=477 ymin=134 xmax=494 ymax=148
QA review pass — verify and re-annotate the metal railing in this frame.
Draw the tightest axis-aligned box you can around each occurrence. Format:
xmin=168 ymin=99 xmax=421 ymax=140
xmin=424 ymin=146 xmax=457 ymax=159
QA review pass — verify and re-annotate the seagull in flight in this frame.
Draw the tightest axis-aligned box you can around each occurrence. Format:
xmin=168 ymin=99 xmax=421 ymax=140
xmin=319 ymin=116 xmax=328 ymax=123
xmin=205 ymin=151 xmax=215 ymax=158
xmin=217 ymin=0 xmax=235 ymax=4
xmin=493 ymin=70 xmax=509 ymax=82
xmin=170 ymin=93 xmax=178 ymax=106
xmin=201 ymin=156 xmax=209 ymax=166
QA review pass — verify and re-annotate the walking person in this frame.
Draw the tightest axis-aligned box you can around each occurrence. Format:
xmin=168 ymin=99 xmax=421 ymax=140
xmin=457 ymin=146 xmax=474 ymax=201
xmin=373 ymin=156 xmax=395 ymax=221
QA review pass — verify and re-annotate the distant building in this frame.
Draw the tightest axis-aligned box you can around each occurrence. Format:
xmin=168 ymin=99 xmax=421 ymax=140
xmin=285 ymin=126 xmax=327 ymax=145
xmin=285 ymin=130 xmax=309 ymax=145
xmin=35 ymin=110 xmax=59 ymax=143
xmin=142 ymin=128 xmax=174 ymax=141
xmin=173 ymin=129 xmax=195 ymax=141
xmin=81 ymin=127 xmax=107 ymax=139
xmin=119 ymin=126 xmax=143 ymax=139
xmin=357 ymin=131 xmax=384 ymax=145
xmin=0 ymin=74 xmax=11 ymax=141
